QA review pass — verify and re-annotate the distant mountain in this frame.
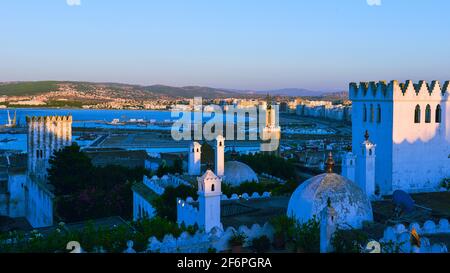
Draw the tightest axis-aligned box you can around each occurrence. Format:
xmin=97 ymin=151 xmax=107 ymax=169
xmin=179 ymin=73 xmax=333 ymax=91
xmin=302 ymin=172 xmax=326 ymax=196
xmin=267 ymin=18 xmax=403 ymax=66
xmin=142 ymin=85 xmax=238 ymax=98
xmin=315 ymin=91 xmax=349 ymax=102
xmin=254 ymin=88 xmax=328 ymax=97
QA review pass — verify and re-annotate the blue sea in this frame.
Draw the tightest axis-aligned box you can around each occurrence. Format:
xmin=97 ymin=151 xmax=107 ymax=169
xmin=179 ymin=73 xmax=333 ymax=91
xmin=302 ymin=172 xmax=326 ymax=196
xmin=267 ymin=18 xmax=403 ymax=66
xmin=0 ymin=108 xmax=174 ymax=129
xmin=0 ymin=108 xmax=252 ymax=129
xmin=0 ymin=108 xmax=259 ymax=153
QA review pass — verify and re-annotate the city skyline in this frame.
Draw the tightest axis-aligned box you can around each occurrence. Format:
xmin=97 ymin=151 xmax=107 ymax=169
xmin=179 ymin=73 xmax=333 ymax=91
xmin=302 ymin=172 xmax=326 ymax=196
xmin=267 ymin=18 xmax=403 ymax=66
xmin=2 ymin=0 xmax=450 ymax=91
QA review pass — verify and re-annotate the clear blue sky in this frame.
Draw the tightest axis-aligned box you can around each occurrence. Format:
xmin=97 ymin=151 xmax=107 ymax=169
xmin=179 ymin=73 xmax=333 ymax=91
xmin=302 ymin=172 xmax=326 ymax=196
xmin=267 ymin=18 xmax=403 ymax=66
xmin=1 ymin=0 xmax=450 ymax=91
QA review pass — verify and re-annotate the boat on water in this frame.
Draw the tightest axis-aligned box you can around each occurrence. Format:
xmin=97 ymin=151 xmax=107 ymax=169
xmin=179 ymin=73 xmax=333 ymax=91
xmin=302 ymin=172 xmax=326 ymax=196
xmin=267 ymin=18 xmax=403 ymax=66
xmin=103 ymin=118 xmax=126 ymax=126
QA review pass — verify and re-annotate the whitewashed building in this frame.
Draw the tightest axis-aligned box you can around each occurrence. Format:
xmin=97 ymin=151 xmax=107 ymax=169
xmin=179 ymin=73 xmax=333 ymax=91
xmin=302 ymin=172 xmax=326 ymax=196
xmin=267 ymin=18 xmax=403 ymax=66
xmin=343 ymin=80 xmax=450 ymax=194
xmin=0 ymin=116 xmax=73 ymax=228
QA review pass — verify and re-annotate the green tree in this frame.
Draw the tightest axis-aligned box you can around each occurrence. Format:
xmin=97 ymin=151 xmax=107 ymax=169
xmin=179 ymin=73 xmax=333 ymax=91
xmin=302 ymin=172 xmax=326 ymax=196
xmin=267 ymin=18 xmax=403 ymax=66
xmin=48 ymin=143 xmax=94 ymax=196
xmin=156 ymin=160 xmax=171 ymax=177
xmin=236 ymin=153 xmax=296 ymax=180
xmin=171 ymin=158 xmax=183 ymax=174
xmin=331 ymin=228 xmax=368 ymax=253
xmin=152 ymin=185 xmax=198 ymax=222
xmin=47 ymin=144 xmax=149 ymax=221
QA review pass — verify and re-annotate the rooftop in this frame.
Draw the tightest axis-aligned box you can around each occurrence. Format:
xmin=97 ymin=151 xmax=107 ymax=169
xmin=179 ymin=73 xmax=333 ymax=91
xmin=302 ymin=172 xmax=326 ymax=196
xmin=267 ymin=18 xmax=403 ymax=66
xmin=131 ymin=182 xmax=159 ymax=204
xmin=85 ymin=149 xmax=150 ymax=168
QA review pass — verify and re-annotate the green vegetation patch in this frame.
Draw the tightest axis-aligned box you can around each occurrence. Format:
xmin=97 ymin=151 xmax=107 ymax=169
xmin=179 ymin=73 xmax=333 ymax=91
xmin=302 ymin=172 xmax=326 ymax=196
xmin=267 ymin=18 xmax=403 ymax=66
xmin=0 ymin=81 xmax=59 ymax=96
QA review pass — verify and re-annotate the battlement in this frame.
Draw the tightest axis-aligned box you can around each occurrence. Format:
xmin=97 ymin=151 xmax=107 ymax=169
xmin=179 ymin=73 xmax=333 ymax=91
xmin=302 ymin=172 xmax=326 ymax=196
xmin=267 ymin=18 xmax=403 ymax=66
xmin=349 ymin=80 xmax=449 ymax=101
xmin=177 ymin=197 xmax=200 ymax=227
xmin=26 ymin=115 xmax=73 ymax=123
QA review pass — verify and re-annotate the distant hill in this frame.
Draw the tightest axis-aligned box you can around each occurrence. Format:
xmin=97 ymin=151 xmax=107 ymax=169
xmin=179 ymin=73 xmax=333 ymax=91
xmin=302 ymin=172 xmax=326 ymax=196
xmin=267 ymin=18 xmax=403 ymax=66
xmin=256 ymin=88 xmax=328 ymax=97
xmin=0 ymin=81 xmax=347 ymax=102
xmin=0 ymin=81 xmax=241 ymax=99
xmin=0 ymin=81 xmax=60 ymax=96
xmin=314 ymin=91 xmax=349 ymax=102
xmin=142 ymin=85 xmax=237 ymax=98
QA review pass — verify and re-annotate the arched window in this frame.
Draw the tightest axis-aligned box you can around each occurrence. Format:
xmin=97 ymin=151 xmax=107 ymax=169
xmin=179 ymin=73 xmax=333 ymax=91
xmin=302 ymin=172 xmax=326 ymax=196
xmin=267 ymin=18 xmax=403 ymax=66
xmin=414 ymin=105 xmax=421 ymax=123
xmin=370 ymin=104 xmax=374 ymax=122
xmin=425 ymin=104 xmax=431 ymax=123
xmin=211 ymin=184 xmax=215 ymax=192
xmin=377 ymin=104 xmax=381 ymax=123
xmin=369 ymin=149 xmax=372 ymax=156
xmin=436 ymin=105 xmax=442 ymax=123
xmin=363 ymin=104 xmax=367 ymax=122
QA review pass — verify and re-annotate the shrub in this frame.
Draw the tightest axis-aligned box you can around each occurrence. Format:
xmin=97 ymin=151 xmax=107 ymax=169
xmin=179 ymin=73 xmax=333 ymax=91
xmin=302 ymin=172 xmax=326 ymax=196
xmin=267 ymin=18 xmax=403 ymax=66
xmin=229 ymin=231 xmax=247 ymax=247
xmin=380 ymin=240 xmax=405 ymax=253
xmin=151 ymin=185 xmax=197 ymax=221
xmin=250 ymin=236 xmax=271 ymax=253
xmin=235 ymin=153 xmax=296 ymax=180
xmin=0 ymin=218 xmax=194 ymax=253
xmin=331 ymin=228 xmax=368 ymax=253
xmin=440 ymin=178 xmax=450 ymax=191
xmin=207 ymin=247 xmax=217 ymax=253
xmin=270 ymin=215 xmax=296 ymax=244
xmin=290 ymin=216 xmax=320 ymax=253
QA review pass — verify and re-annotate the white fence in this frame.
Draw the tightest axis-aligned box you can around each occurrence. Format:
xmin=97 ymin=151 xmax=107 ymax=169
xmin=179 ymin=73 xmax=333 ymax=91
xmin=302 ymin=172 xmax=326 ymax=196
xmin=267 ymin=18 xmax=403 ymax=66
xmin=143 ymin=174 xmax=191 ymax=196
xmin=260 ymin=173 xmax=286 ymax=183
xmin=145 ymin=223 xmax=274 ymax=253
xmin=380 ymin=219 xmax=449 ymax=253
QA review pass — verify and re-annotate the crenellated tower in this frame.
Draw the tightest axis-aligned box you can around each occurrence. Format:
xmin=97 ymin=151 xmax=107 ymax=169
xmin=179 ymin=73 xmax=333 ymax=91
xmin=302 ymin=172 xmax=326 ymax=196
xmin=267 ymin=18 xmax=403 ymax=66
xmin=349 ymin=80 xmax=449 ymax=194
xmin=26 ymin=115 xmax=73 ymax=181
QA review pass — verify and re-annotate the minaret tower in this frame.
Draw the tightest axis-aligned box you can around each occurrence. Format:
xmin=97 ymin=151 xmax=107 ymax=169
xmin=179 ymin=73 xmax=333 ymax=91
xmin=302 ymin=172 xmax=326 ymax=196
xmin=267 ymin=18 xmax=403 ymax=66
xmin=197 ymin=170 xmax=223 ymax=232
xmin=356 ymin=130 xmax=376 ymax=198
xmin=261 ymin=94 xmax=281 ymax=154
xmin=188 ymin=142 xmax=202 ymax=175
xmin=215 ymin=135 xmax=225 ymax=177
xmin=320 ymin=198 xmax=337 ymax=253
xmin=26 ymin=115 xmax=72 ymax=181
xmin=341 ymin=152 xmax=356 ymax=182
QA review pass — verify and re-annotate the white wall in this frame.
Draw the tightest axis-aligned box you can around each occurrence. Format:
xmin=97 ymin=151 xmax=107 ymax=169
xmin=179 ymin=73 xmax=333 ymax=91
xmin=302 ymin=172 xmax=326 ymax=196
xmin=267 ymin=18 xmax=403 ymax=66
xmin=133 ymin=192 xmax=156 ymax=221
xmin=350 ymin=80 xmax=450 ymax=194
xmin=25 ymin=176 xmax=53 ymax=228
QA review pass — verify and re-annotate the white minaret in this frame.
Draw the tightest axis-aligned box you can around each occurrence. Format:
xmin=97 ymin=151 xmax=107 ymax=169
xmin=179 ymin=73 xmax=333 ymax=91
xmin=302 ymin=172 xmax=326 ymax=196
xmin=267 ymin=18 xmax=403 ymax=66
xmin=188 ymin=142 xmax=202 ymax=175
xmin=356 ymin=130 xmax=376 ymax=198
xmin=261 ymin=95 xmax=281 ymax=153
xmin=215 ymin=135 xmax=225 ymax=177
xmin=27 ymin=115 xmax=73 ymax=181
xmin=341 ymin=152 xmax=356 ymax=182
xmin=320 ymin=198 xmax=337 ymax=253
xmin=197 ymin=170 xmax=223 ymax=232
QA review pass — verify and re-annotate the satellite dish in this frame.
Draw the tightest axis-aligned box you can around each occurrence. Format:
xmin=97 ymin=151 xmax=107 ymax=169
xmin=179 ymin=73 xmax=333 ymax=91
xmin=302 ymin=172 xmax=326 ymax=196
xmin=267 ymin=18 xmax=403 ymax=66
xmin=392 ymin=190 xmax=415 ymax=213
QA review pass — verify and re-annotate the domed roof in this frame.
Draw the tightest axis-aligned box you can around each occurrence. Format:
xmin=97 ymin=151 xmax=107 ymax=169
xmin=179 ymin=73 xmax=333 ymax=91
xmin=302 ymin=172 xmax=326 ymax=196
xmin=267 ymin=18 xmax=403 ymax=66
xmin=287 ymin=173 xmax=373 ymax=229
xmin=223 ymin=161 xmax=259 ymax=186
